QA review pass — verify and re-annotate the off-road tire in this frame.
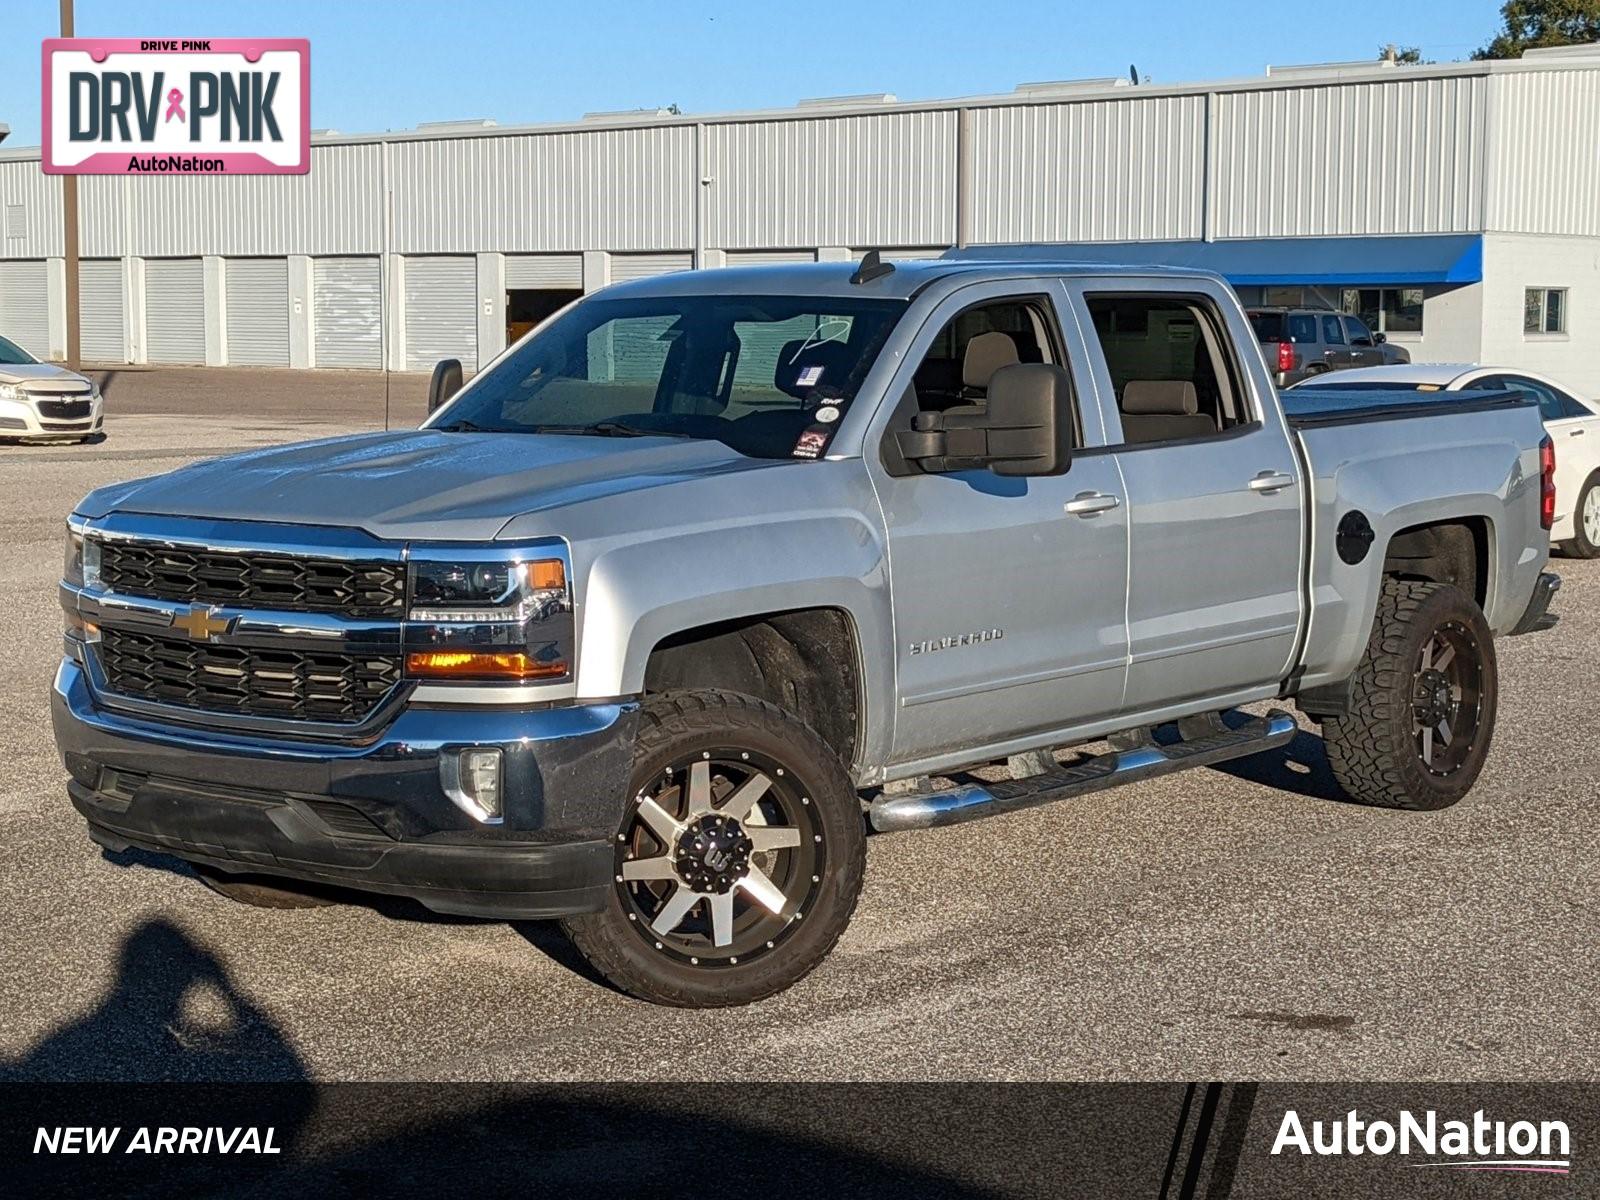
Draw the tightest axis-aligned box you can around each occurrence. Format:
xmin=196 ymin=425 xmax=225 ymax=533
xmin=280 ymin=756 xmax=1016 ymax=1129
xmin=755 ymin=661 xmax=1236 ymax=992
xmin=193 ymin=865 xmax=342 ymax=909
xmin=1563 ymin=471 xmax=1600 ymax=559
xmin=1323 ymin=579 xmax=1497 ymax=810
xmin=562 ymin=690 xmax=866 ymax=1007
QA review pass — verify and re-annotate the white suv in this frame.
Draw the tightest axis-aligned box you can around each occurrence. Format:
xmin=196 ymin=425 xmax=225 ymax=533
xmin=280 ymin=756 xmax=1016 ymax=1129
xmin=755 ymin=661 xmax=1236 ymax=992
xmin=0 ymin=334 xmax=104 ymax=443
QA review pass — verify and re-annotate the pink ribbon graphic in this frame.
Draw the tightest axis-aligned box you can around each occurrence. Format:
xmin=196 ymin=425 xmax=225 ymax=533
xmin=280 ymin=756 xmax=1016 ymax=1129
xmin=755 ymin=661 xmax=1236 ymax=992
xmin=164 ymin=88 xmax=185 ymax=123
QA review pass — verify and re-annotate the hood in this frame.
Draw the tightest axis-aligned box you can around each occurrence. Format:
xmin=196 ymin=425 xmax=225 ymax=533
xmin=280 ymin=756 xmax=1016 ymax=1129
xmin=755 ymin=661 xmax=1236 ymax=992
xmin=78 ymin=430 xmax=780 ymax=542
xmin=0 ymin=362 xmax=94 ymax=393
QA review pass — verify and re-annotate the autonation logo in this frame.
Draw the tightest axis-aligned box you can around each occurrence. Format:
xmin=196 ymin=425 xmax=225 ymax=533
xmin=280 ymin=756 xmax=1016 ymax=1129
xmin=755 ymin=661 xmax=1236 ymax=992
xmin=1272 ymin=1109 xmax=1571 ymax=1175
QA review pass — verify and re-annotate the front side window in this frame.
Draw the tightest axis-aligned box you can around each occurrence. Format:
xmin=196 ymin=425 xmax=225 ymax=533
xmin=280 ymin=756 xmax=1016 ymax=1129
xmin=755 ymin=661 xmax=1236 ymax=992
xmin=1343 ymin=316 xmax=1375 ymax=346
xmin=1085 ymin=293 xmax=1249 ymax=447
xmin=430 ymin=294 xmax=906 ymax=459
xmin=1525 ymin=288 xmax=1568 ymax=335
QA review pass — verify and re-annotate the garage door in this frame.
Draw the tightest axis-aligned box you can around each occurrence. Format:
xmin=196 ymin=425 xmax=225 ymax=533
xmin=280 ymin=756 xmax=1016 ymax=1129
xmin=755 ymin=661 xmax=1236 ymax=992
xmin=505 ymin=255 xmax=582 ymax=289
xmin=0 ymin=260 xmax=50 ymax=359
xmin=609 ymin=252 xmax=692 ymax=283
xmin=80 ymin=260 xmax=126 ymax=363
xmin=404 ymin=256 xmax=476 ymax=372
xmin=144 ymin=259 xmax=206 ymax=364
xmin=313 ymin=257 xmax=382 ymax=369
xmin=225 ymin=258 xmax=290 ymax=366
xmin=724 ymin=250 xmax=816 ymax=266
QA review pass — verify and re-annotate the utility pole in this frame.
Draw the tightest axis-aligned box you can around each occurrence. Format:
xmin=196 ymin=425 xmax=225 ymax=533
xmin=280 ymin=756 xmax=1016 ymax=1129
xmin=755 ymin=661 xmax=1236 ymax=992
xmin=60 ymin=0 xmax=80 ymax=368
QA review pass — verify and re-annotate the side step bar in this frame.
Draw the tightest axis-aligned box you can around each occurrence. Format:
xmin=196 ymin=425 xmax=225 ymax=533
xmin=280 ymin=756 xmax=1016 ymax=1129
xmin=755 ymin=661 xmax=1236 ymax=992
xmin=869 ymin=709 xmax=1299 ymax=833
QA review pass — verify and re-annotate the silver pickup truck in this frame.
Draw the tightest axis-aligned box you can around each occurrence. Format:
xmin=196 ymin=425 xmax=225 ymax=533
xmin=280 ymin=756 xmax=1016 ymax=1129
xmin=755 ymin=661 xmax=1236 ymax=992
xmin=54 ymin=254 xmax=1560 ymax=1007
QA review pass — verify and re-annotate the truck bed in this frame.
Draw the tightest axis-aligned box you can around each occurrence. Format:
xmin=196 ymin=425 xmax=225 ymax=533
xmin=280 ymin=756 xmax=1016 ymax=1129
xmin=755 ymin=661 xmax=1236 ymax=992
xmin=1280 ymin=386 xmax=1535 ymax=428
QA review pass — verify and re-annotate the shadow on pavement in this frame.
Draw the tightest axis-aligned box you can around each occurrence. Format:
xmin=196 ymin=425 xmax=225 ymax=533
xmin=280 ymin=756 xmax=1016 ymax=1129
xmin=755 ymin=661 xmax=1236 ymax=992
xmin=1209 ymin=729 xmax=1347 ymax=803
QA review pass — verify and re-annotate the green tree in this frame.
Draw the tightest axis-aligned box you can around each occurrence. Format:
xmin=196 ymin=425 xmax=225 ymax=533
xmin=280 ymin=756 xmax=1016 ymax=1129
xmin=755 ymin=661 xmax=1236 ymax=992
xmin=1378 ymin=44 xmax=1428 ymax=63
xmin=1473 ymin=0 xmax=1600 ymax=59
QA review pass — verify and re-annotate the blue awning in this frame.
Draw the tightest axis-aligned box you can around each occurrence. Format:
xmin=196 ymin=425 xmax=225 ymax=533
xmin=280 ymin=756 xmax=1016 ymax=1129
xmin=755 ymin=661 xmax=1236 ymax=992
xmin=948 ymin=235 xmax=1483 ymax=286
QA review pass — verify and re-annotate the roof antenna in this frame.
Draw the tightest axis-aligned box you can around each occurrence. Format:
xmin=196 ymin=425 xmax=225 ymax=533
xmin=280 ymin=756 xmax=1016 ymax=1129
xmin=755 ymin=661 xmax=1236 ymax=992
xmin=850 ymin=249 xmax=895 ymax=285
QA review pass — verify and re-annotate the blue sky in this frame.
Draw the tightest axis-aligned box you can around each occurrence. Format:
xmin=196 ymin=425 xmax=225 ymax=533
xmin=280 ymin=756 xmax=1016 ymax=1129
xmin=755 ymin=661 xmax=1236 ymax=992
xmin=1 ymin=0 xmax=1506 ymax=147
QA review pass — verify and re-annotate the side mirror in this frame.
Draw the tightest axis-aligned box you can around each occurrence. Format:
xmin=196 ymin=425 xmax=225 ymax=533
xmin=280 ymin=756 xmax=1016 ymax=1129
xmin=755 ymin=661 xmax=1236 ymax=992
xmin=1373 ymin=331 xmax=1387 ymax=344
xmin=428 ymin=358 xmax=464 ymax=414
xmin=895 ymin=363 xmax=1072 ymax=477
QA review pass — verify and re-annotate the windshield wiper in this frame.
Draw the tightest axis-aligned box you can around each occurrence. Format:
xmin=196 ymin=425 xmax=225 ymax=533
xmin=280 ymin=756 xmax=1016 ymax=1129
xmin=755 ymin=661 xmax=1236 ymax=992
xmin=520 ymin=421 xmax=694 ymax=439
xmin=435 ymin=418 xmax=496 ymax=433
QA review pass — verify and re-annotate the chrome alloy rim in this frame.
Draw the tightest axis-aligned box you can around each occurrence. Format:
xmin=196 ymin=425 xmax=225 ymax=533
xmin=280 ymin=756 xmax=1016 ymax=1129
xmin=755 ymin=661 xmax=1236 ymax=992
xmin=613 ymin=751 xmax=823 ymax=966
xmin=1411 ymin=620 xmax=1485 ymax=777
xmin=1583 ymin=486 xmax=1600 ymax=545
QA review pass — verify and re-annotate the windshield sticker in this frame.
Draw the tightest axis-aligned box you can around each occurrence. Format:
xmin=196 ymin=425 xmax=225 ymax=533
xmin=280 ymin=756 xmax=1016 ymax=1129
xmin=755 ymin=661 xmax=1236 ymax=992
xmin=814 ymin=405 xmax=840 ymax=424
xmin=796 ymin=365 xmax=824 ymax=388
xmin=792 ymin=429 xmax=830 ymax=459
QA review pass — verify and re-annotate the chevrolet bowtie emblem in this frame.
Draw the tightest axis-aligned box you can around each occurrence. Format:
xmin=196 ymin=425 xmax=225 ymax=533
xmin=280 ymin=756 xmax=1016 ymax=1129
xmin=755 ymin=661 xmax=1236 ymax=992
xmin=170 ymin=605 xmax=232 ymax=641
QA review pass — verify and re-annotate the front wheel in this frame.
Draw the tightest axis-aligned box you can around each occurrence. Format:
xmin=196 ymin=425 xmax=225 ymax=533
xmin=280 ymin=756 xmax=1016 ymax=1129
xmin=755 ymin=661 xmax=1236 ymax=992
xmin=1323 ymin=579 xmax=1497 ymax=810
xmin=562 ymin=690 xmax=866 ymax=1007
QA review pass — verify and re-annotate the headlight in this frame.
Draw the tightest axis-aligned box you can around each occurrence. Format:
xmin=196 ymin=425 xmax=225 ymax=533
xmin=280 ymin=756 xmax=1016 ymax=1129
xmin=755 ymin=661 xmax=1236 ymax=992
xmin=406 ymin=552 xmax=573 ymax=682
xmin=63 ymin=523 xmax=100 ymax=588
xmin=0 ymin=383 xmax=20 ymax=403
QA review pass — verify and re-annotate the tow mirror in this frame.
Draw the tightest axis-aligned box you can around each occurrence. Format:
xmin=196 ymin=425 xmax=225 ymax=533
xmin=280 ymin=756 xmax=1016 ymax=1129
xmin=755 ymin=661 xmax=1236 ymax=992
xmin=428 ymin=358 xmax=464 ymax=414
xmin=895 ymin=363 xmax=1072 ymax=477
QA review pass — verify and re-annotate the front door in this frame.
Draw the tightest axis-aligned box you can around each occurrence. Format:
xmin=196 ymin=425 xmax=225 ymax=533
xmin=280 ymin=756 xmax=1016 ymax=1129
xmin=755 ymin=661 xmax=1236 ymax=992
xmin=866 ymin=282 xmax=1131 ymax=767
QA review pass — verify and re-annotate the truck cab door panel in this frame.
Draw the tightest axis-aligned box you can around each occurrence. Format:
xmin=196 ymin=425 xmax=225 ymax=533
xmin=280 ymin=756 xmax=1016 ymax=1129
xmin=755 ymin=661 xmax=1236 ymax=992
xmin=866 ymin=281 xmax=1131 ymax=765
xmin=1069 ymin=282 xmax=1305 ymax=713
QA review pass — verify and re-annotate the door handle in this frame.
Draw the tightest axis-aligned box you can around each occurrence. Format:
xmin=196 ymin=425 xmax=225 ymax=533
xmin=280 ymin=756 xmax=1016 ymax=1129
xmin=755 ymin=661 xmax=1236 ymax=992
xmin=1571 ymin=428 xmax=1586 ymax=436
xmin=1248 ymin=470 xmax=1295 ymax=494
xmin=1064 ymin=491 xmax=1121 ymax=516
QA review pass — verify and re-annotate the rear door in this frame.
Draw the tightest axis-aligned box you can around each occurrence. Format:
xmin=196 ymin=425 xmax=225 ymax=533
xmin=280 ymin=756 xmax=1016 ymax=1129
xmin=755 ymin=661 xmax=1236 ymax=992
xmin=866 ymin=280 xmax=1131 ymax=765
xmin=1318 ymin=313 xmax=1350 ymax=369
xmin=1066 ymin=278 xmax=1305 ymax=713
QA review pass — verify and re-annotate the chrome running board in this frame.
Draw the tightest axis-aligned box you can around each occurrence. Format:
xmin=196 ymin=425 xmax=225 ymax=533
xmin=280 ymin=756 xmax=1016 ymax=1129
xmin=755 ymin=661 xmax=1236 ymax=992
xmin=869 ymin=709 xmax=1299 ymax=833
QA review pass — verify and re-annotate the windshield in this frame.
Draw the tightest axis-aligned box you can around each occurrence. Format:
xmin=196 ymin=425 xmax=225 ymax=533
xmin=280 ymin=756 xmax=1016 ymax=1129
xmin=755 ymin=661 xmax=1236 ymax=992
xmin=0 ymin=335 xmax=36 ymax=366
xmin=430 ymin=293 xmax=908 ymax=459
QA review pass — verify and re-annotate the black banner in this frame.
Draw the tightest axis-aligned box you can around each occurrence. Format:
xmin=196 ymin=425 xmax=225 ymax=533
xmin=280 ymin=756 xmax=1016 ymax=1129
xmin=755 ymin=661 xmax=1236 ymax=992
xmin=3 ymin=1082 xmax=1593 ymax=1198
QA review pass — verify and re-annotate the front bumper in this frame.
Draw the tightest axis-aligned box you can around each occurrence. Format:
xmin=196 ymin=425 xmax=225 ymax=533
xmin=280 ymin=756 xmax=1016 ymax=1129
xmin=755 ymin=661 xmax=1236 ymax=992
xmin=0 ymin=396 xmax=103 ymax=440
xmin=52 ymin=659 xmax=637 ymax=918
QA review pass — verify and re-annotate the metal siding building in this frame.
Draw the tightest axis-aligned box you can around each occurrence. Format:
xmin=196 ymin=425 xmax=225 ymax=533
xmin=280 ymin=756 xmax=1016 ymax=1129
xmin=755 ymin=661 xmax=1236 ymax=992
xmin=3 ymin=46 xmax=1600 ymax=389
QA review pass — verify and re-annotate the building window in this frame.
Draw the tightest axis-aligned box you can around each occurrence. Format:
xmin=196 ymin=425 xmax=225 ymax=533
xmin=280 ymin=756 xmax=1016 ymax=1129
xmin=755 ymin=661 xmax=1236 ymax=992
xmin=1524 ymin=288 xmax=1567 ymax=335
xmin=1341 ymin=287 xmax=1424 ymax=335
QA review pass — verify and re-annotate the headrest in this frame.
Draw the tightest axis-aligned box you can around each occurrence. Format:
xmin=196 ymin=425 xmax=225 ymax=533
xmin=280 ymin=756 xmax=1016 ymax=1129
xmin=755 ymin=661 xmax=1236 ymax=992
xmin=962 ymin=331 xmax=1020 ymax=390
xmin=774 ymin=338 xmax=854 ymax=398
xmin=1122 ymin=380 xmax=1199 ymax=416
xmin=986 ymin=361 xmax=1071 ymax=422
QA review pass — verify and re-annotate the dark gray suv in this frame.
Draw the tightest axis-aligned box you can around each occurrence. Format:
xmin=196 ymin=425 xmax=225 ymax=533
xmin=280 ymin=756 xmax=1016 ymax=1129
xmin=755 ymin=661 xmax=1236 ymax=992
xmin=1248 ymin=307 xmax=1411 ymax=388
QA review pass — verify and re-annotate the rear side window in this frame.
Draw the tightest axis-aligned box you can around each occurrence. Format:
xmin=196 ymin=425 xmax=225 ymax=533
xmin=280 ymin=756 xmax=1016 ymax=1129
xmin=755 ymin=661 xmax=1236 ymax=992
xmin=1085 ymin=293 xmax=1251 ymax=447
xmin=1287 ymin=314 xmax=1317 ymax=343
xmin=1321 ymin=315 xmax=1345 ymax=345
xmin=1248 ymin=311 xmax=1284 ymax=341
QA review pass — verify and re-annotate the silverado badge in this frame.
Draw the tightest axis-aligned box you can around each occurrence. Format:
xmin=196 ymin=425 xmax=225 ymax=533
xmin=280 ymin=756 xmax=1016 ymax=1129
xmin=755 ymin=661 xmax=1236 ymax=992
xmin=169 ymin=605 xmax=232 ymax=642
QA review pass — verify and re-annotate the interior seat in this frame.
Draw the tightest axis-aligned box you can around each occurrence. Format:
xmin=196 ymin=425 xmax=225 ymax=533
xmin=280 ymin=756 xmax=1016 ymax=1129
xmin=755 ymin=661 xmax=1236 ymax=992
xmin=961 ymin=331 xmax=1020 ymax=398
xmin=1118 ymin=380 xmax=1217 ymax=445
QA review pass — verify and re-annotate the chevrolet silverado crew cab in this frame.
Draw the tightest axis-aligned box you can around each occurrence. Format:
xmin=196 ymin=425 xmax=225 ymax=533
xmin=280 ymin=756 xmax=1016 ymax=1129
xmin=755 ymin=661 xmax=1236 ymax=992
xmin=55 ymin=252 xmax=1560 ymax=1007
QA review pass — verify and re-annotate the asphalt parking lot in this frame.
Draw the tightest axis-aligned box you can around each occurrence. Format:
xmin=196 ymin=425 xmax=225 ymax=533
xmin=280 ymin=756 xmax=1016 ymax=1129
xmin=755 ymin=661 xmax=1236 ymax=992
xmin=1 ymin=367 xmax=1596 ymax=1083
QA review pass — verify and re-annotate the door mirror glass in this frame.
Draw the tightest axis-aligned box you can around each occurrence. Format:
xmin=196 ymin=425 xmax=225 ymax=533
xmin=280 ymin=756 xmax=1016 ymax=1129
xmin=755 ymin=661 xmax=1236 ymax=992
xmin=428 ymin=358 xmax=464 ymax=414
xmin=1373 ymin=331 xmax=1387 ymax=344
xmin=895 ymin=363 xmax=1072 ymax=476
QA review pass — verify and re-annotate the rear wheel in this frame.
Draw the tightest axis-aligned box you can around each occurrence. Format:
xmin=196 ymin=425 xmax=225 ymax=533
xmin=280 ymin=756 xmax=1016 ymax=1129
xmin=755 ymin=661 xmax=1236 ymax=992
xmin=562 ymin=690 xmax=865 ymax=1007
xmin=1322 ymin=579 xmax=1497 ymax=810
xmin=1564 ymin=472 xmax=1600 ymax=559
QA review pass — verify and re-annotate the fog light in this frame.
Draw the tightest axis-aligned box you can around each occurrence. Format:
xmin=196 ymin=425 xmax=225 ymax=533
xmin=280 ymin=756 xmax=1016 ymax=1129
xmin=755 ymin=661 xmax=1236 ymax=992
xmin=442 ymin=748 xmax=503 ymax=822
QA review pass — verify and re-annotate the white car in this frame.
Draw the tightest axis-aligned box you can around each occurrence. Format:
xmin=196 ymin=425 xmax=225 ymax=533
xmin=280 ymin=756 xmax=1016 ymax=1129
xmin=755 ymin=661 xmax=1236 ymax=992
xmin=0 ymin=334 xmax=104 ymax=444
xmin=1293 ymin=363 xmax=1600 ymax=558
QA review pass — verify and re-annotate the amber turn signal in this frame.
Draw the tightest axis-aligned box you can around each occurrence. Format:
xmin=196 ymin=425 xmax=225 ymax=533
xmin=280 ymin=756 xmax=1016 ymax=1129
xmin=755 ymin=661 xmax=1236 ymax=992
xmin=527 ymin=559 xmax=566 ymax=590
xmin=405 ymin=650 xmax=567 ymax=680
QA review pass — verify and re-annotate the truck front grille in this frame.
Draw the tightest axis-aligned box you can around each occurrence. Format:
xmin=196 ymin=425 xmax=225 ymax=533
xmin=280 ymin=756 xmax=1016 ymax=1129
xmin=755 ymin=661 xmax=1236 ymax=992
xmin=97 ymin=628 xmax=401 ymax=723
xmin=97 ymin=542 xmax=405 ymax=618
